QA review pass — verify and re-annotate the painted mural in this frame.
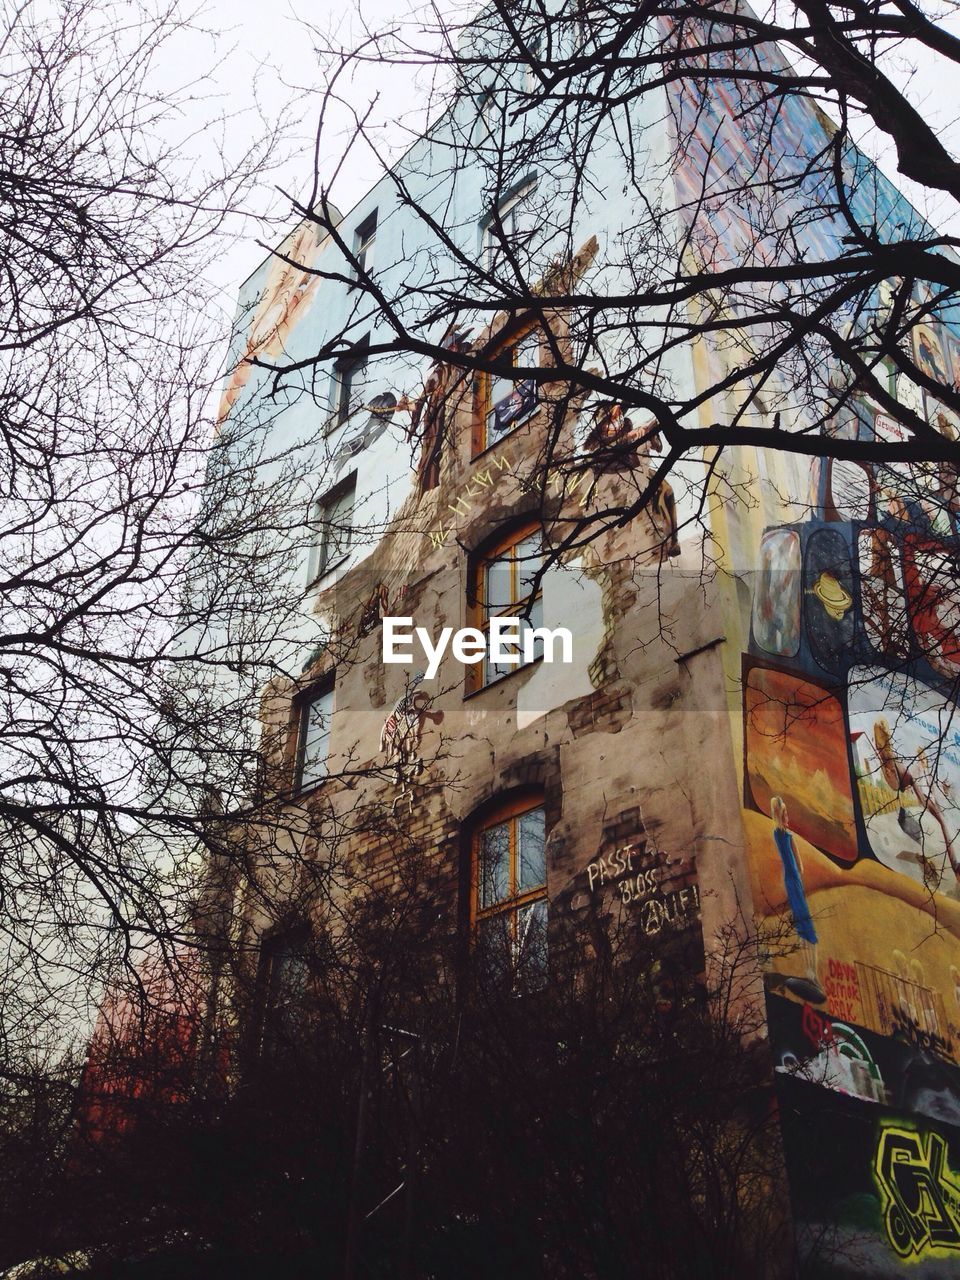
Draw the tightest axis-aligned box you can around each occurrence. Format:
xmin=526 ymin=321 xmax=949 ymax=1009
xmin=668 ymin=23 xmax=960 ymax=1273
xmin=736 ymin=309 xmax=960 ymax=1274
xmin=735 ymin=301 xmax=959 ymax=961
xmin=217 ymin=220 xmax=328 ymax=425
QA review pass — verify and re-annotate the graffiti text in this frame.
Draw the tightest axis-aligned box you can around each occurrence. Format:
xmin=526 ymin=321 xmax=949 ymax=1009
xmin=874 ymin=1123 xmax=960 ymax=1260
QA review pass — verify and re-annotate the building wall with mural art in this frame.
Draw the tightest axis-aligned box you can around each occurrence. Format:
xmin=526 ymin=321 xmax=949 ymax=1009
xmin=193 ymin=10 xmax=960 ymax=1274
xmin=670 ymin=40 xmax=960 ymax=1275
xmin=207 ymin=17 xmax=725 ymax=1045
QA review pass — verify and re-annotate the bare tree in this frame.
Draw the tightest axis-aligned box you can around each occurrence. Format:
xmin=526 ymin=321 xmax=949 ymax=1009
xmin=11 ymin=0 xmax=960 ymax=1270
xmin=282 ymin=0 xmax=960 ymax=531
xmin=0 ymin=0 xmax=376 ymax=1082
xmin=20 ymin=814 xmax=792 ymax=1280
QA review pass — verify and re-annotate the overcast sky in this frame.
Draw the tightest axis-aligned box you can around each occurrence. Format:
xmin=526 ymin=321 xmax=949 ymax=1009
xmin=177 ymin=0 xmax=960 ymax=314
xmin=174 ymin=0 xmax=450 ymax=304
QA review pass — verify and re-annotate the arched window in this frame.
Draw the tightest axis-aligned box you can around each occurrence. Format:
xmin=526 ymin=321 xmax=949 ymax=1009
xmin=471 ymin=796 xmax=547 ymax=991
xmin=468 ymin=521 xmax=544 ymax=691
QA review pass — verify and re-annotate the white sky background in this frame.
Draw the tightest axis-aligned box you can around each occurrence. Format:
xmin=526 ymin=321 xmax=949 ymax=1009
xmin=172 ymin=0 xmax=461 ymax=305
xmin=168 ymin=0 xmax=960 ymax=325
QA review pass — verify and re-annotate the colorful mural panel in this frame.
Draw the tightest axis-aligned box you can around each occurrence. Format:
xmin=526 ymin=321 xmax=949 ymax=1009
xmin=671 ymin=17 xmax=960 ymax=1268
xmin=744 ymin=663 xmax=857 ymax=865
xmin=735 ymin=422 xmax=960 ymax=1267
xmin=742 ymin=543 xmax=960 ymax=1069
xmin=848 ymin=668 xmax=960 ymax=895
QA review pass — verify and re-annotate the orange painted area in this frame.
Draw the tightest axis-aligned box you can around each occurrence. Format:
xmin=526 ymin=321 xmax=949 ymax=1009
xmin=744 ymin=808 xmax=960 ymax=931
xmin=744 ymin=808 xmax=960 ymax=1040
xmin=744 ymin=666 xmax=858 ymax=863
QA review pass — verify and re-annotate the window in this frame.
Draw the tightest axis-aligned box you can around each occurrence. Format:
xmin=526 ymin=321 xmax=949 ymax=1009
xmin=329 ymin=336 xmax=369 ymax=428
xmin=477 ymin=89 xmax=499 ymax=141
xmin=353 ymin=209 xmax=377 ymax=276
xmin=475 ymin=326 xmax=541 ymax=454
xmin=481 ymin=180 xmax=537 ymax=271
xmin=257 ymin=927 xmax=310 ymax=1058
xmin=306 ymin=475 xmax=356 ymax=587
xmin=571 ymin=3 xmax=593 ymax=53
xmin=294 ymin=684 xmax=334 ymax=792
xmin=470 ymin=523 xmax=544 ymax=689
xmin=473 ymin=799 xmax=547 ymax=992
xmin=522 ymin=37 xmax=542 ymax=94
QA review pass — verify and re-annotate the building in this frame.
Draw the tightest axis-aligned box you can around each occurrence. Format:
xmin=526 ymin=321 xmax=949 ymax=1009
xmin=195 ymin=7 xmax=960 ymax=1276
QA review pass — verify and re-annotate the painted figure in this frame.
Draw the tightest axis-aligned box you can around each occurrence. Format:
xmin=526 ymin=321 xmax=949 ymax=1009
xmin=892 ymin=950 xmax=919 ymax=1025
xmin=933 ymin=413 xmax=960 ymax=535
xmin=217 ymin=221 xmax=323 ymax=424
xmin=406 ymin=329 xmax=473 ymax=490
xmin=862 ymin=525 xmax=901 ymax=655
xmin=380 ymin=671 xmax=445 ymax=788
xmin=331 ymin=392 xmax=399 ymax=475
xmin=586 ymin=404 xmax=680 ymax=556
xmin=873 ymin=718 xmax=960 ymax=884
xmin=585 ymin=402 xmax=648 ymax=459
xmin=914 ymin=323 xmax=948 ymax=386
xmin=771 ymin=795 xmax=825 ymax=1002
xmin=909 ymin=956 xmax=941 ymax=1037
xmin=357 ymin=582 xmax=389 ymax=638
xmin=937 ymin=454 xmax=960 ymax=521
xmin=903 ymin=545 xmax=960 ymax=680
xmin=950 ymin=964 xmax=960 ymax=1011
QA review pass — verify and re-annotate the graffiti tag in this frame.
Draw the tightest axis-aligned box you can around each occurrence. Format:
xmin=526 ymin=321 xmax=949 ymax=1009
xmin=629 ymin=884 xmax=701 ymax=935
xmin=583 ymin=841 xmax=700 ymax=934
xmin=801 ymin=1002 xmax=835 ymax=1052
xmin=874 ymin=1123 xmax=960 ymax=1260
xmin=428 ymin=452 xmax=514 ymax=549
xmin=824 ymin=958 xmax=861 ymax=1022
xmin=585 ymin=840 xmax=646 ymax=892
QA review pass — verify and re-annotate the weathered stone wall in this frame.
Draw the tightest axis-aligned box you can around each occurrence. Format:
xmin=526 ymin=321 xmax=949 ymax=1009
xmin=241 ymin=342 xmax=753 ymax=999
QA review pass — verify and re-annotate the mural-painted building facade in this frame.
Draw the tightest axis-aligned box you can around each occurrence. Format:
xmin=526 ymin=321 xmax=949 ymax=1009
xmin=206 ymin=12 xmax=960 ymax=1275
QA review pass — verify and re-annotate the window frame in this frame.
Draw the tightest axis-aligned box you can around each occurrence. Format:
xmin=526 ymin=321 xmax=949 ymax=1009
xmin=306 ymin=473 xmax=357 ymax=589
xmin=480 ymin=179 xmax=538 ymax=272
xmin=292 ymin=680 xmax=335 ymax=795
xmin=522 ymin=37 xmax=543 ymax=95
xmin=255 ymin=924 xmax=311 ymax=1060
xmin=473 ymin=321 xmax=543 ymax=456
xmin=353 ymin=209 xmax=378 ymax=277
xmin=328 ymin=335 xmax=370 ymax=430
xmin=467 ymin=520 xmax=544 ymax=692
xmin=477 ymin=88 xmax=499 ymax=142
xmin=470 ymin=796 xmax=548 ymax=992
